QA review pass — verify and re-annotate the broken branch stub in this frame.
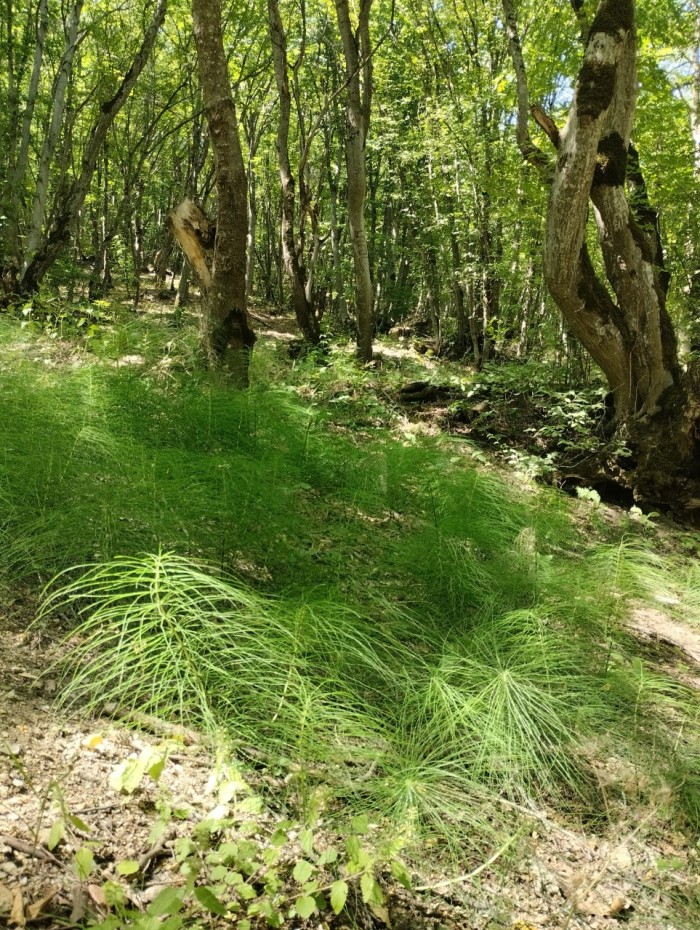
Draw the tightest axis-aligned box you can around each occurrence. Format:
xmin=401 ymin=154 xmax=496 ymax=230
xmin=166 ymin=199 xmax=214 ymax=291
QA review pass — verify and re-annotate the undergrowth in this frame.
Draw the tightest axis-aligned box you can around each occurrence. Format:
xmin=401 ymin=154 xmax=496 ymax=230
xmin=1 ymin=316 xmax=699 ymax=863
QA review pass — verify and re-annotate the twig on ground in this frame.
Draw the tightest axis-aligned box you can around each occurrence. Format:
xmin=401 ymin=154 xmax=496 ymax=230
xmin=137 ymin=828 xmax=175 ymax=874
xmin=101 ymin=703 xmax=200 ymax=745
xmin=0 ymin=833 xmax=62 ymax=865
xmin=415 ymin=831 xmax=521 ymax=892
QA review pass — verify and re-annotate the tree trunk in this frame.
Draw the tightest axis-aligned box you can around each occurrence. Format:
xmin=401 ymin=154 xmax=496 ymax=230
xmin=504 ymin=0 xmax=700 ymax=508
xmin=0 ymin=0 xmax=49 ymax=271
xmin=23 ymin=1 xmax=83 ymax=273
xmin=191 ymin=0 xmax=255 ymax=385
xmin=334 ymin=0 xmax=375 ymax=362
xmin=267 ymin=0 xmax=320 ymax=344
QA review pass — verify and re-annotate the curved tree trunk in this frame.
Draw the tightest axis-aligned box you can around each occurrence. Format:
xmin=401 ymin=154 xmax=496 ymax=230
xmin=191 ymin=0 xmax=256 ymax=386
xmin=503 ymin=0 xmax=700 ymax=509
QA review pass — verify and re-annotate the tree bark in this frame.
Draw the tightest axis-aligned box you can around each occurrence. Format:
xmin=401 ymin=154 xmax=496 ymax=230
xmin=503 ymin=0 xmax=700 ymax=508
xmin=191 ymin=0 xmax=256 ymax=385
xmin=0 ymin=0 xmax=49 ymax=270
xmin=23 ymin=1 xmax=83 ymax=272
xmin=334 ymin=0 xmax=375 ymax=362
xmin=267 ymin=0 xmax=321 ymax=344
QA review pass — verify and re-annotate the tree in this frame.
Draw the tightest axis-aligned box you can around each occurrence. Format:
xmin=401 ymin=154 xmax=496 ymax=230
xmin=191 ymin=0 xmax=256 ymax=385
xmin=267 ymin=0 xmax=321 ymax=345
xmin=503 ymin=0 xmax=700 ymax=506
xmin=334 ymin=0 xmax=375 ymax=362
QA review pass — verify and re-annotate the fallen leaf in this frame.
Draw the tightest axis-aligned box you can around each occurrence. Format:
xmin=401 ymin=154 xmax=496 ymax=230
xmin=368 ymin=903 xmax=391 ymax=926
xmin=26 ymin=888 xmax=59 ymax=921
xmin=609 ymin=845 xmax=633 ymax=870
xmin=608 ymin=896 xmax=632 ymax=917
xmin=81 ymin=734 xmax=104 ymax=750
xmin=9 ymin=886 xmax=25 ymax=927
xmin=0 ymin=883 xmax=13 ymax=917
xmin=87 ymin=884 xmax=107 ymax=907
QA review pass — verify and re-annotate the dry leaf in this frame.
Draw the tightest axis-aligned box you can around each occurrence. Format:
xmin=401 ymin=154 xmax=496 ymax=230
xmin=81 ymin=734 xmax=104 ymax=750
xmin=87 ymin=884 xmax=107 ymax=908
xmin=9 ymin=886 xmax=25 ymax=927
xmin=368 ymin=903 xmax=391 ymax=926
xmin=0 ymin=883 xmax=14 ymax=917
xmin=609 ymin=845 xmax=633 ymax=870
xmin=27 ymin=888 xmax=59 ymax=921
xmin=607 ymin=896 xmax=632 ymax=917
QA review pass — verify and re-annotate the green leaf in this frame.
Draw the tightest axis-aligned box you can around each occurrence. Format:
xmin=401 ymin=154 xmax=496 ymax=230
xmin=390 ymin=859 xmax=412 ymax=889
xmin=173 ymin=838 xmax=197 ymax=861
xmin=110 ymin=757 xmax=147 ymax=794
xmin=147 ymin=887 xmax=186 ymax=917
xmin=330 ymin=879 xmax=348 ymax=915
xmin=103 ymin=880 xmax=128 ymax=907
xmin=238 ymin=922 xmax=251 ymax=930
xmin=68 ymin=814 xmax=92 ymax=833
xmin=149 ymin=819 xmax=168 ymax=845
xmin=318 ymin=847 xmax=338 ymax=866
xmin=293 ymin=859 xmax=314 ymax=883
xmin=74 ymin=847 xmax=96 ymax=880
xmin=360 ymin=872 xmax=384 ymax=905
xmin=47 ymin=818 xmax=65 ymax=850
xmin=116 ymin=859 xmax=140 ymax=876
xmin=351 ymin=814 xmax=369 ymax=834
xmin=295 ymin=895 xmax=316 ymax=919
xmin=236 ymin=796 xmax=262 ymax=814
xmin=346 ymin=835 xmax=362 ymax=861
xmin=146 ymin=755 xmax=166 ymax=782
xmin=299 ymin=828 xmax=314 ymax=855
xmin=194 ymin=886 xmax=227 ymax=915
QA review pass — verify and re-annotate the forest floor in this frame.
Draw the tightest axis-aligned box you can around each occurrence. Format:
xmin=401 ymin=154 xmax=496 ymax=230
xmin=1 ymin=285 xmax=700 ymax=929
xmin=2 ymin=588 xmax=700 ymax=929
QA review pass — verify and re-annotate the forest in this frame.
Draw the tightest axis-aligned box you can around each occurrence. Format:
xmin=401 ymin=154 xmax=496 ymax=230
xmin=1 ymin=0 xmax=700 ymax=928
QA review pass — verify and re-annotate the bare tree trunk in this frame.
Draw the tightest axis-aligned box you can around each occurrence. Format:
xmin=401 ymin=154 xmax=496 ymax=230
xmin=175 ymin=259 xmax=191 ymax=309
xmin=334 ymin=0 xmax=375 ymax=361
xmin=191 ymin=0 xmax=255 ymax=385
xmin=267 ymin=0 xmax=320 ymax=344
xmin=451 ymin=225 xmax=468 ymax=355
xmin=20 ymin=0 xmax=166 ymax=295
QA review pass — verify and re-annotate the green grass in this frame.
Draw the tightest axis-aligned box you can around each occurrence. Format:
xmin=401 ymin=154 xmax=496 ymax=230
xmin=1 ymin=316 xmax=699 ymax=852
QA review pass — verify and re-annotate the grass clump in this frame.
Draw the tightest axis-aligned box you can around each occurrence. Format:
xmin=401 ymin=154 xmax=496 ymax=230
xmin=1 ymin=317 xmax=698 ymax=851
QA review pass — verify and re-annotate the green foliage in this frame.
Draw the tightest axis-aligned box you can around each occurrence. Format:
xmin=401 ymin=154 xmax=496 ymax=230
xmin=2 ymin=319 xmax=698 ymax=855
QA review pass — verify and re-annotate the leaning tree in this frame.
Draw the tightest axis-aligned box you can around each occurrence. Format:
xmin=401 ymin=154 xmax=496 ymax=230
xmin=503 ymin=0 xmax=700 ymax=510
